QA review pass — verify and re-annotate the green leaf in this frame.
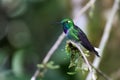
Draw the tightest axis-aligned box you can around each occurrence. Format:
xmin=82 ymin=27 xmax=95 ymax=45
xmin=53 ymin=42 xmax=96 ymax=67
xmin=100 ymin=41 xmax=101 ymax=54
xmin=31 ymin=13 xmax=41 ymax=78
xmin=46 ymin=61 xmax=60 ymax=69
xmin=67 ymin=72 xmax=76 ymax=75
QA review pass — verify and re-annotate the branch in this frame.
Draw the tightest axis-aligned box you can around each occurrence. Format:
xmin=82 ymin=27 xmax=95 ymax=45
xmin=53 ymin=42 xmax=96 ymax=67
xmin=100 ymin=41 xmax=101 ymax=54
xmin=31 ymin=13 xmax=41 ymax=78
xmin=90 ymin=63 xmax=112 ymax=80
xmin=86 ymin=0 xmax=119 ymax=80
xmin=42 ymin=32 xmax=65 ymax=64
xmin=73 ymin=0 xmax=96 ymax=23
xmin=31 ymin=0 xmax=97 ymax=79
xmin=69 ymin=40 xmax=96 ymax=80
xmin=31 ymin=32 xmax=65 ymax=80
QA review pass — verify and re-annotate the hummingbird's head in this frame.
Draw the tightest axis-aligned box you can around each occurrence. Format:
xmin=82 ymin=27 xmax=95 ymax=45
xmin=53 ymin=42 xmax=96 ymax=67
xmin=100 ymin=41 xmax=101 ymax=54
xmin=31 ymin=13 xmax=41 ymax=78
xmin=60 ymin=18 xmax=74 ymax=33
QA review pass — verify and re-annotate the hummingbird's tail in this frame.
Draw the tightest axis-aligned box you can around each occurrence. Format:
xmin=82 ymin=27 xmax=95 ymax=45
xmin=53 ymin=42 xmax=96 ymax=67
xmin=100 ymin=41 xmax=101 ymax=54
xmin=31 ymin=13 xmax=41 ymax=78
xmin=93 ymin=49 xmax=100 ymax=57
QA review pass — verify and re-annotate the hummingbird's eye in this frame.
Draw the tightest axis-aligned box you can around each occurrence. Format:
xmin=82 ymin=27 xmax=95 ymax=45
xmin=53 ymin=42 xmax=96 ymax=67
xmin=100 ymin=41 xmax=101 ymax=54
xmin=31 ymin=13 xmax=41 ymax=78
xmin=68 ymin=21 xmax=71 ymax=23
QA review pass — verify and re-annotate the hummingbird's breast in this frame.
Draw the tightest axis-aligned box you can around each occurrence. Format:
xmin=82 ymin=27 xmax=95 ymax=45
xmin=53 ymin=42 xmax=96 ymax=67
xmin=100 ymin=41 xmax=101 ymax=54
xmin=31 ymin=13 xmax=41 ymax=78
xmin=63 ymin=24 xmax=69 ymax=34
xmin=66 ymin=28 xmax=80 ymax=42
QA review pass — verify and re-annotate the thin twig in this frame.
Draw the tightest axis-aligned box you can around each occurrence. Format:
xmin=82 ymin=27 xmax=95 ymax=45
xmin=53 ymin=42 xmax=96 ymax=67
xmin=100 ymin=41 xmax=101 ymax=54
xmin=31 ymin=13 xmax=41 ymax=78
xmin=86 ymin=0 xmax=119 ymax=80
xmin=69 ymin=40 xmax=96 ymax=80
xmin=31 ymin=0 xmax=98 ymax=79
xmin=31 ymin=32 xmax=65 ymax=80
xmin=73 ymin=0 xmax=96 ymax=23
xmin=42 ymin=32 xmax=65 ymax=64
xmin=90 ymin=63 xmax=112 ymax=80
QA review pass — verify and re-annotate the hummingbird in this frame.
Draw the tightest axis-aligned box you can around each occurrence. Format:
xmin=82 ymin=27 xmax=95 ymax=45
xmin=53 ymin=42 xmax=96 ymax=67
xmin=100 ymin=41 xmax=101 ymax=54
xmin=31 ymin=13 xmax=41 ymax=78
xmin=61 ymin=18 xmax=100 ymax=57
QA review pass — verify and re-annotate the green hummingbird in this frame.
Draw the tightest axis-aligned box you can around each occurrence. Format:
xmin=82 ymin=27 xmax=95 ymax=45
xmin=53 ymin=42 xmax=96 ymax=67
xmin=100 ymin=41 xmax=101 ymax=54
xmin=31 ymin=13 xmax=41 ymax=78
xmin=61 ymin=18 xmax=100 ymax=57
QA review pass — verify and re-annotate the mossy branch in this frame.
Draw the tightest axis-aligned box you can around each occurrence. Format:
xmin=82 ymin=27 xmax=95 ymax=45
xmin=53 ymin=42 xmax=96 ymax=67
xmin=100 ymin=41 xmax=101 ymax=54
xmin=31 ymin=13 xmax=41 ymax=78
xmin=68 ymin=40 xmax=96 ymax=80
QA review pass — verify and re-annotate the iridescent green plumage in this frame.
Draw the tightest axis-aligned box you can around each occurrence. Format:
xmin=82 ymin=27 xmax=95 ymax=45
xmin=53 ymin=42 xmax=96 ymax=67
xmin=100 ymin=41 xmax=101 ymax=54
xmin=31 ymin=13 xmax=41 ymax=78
xmin=61 ymin=18 xmax=100 ymax=57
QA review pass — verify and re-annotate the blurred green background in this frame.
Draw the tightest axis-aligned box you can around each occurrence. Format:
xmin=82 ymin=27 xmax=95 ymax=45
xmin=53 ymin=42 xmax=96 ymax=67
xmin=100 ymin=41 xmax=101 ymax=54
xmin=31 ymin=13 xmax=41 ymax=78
xmin=0 ymin=0 xmax=120 ymax=80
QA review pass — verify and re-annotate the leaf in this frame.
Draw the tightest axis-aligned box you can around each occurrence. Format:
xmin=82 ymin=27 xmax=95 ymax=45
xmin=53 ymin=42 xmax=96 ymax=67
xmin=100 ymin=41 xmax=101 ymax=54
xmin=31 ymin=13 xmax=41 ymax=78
xmin=46 ymin=61 xmax=60 ymax=69
xmin=37 ymin=64 xmax=44 ymax=68
xmin=37 ymin=61 xmax=60 ymax=70
xmin=67 ymin=72 xmax=76 ymax=75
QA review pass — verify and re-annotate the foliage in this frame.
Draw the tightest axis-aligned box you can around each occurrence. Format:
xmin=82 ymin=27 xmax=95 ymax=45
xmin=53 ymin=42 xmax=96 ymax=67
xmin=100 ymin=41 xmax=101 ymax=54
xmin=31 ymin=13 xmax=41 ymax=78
xmin=65 ymin=41 xmax=89 ymax=75
xmin=37 ymin=61 xmax=60 ymax=78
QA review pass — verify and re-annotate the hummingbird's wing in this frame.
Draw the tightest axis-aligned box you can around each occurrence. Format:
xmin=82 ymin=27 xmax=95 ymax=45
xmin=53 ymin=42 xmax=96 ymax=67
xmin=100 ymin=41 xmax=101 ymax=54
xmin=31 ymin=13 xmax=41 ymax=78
xmin=74 ymin=25 xmax=93 ymax=51
xmin=74 ymin=25 xmax=100 ymax=57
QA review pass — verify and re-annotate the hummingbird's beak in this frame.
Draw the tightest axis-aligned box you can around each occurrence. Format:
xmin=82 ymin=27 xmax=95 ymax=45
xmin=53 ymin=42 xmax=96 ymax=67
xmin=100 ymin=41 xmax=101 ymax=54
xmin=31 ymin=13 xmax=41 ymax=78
xmin=54 ymin=22 xmax=61 ymax=26
xmin=51 ymin=22 xmax=61 ymax=26
xmin=55 ymin=22 xmax=61 ymax=24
